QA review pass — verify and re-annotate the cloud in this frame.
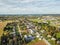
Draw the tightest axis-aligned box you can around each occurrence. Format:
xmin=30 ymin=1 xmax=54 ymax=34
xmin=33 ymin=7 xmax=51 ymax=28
xmin=0 ymin=0 xmax=60 ymax=14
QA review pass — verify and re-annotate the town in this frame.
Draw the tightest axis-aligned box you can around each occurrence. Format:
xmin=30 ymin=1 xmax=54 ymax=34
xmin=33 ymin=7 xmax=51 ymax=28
xmin=0 ymin=15 xmax=60 ymax=45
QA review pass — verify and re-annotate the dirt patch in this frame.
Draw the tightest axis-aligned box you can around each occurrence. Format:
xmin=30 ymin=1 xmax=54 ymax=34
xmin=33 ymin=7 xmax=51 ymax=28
xmin=31 ymin=40 xmax=47 ymax=45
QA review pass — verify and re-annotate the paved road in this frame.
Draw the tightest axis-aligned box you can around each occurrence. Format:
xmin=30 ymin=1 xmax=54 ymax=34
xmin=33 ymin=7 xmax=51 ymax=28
xmin=25 ymin=20 xmax=51 ymax=45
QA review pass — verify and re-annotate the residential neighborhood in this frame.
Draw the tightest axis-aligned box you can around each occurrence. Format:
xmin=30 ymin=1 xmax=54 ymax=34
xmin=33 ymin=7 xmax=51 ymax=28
xmin=0 ymin=15 xmax=60 ymax=45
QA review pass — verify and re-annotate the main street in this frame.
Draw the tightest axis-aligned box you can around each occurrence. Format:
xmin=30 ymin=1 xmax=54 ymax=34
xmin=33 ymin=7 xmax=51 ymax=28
xmin=24 ymin=19 xmax=51 ymax=45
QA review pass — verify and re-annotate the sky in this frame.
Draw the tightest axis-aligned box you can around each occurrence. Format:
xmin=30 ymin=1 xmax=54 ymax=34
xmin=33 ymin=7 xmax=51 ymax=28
xmin=0 ymin=0 xmax=60 ymax=14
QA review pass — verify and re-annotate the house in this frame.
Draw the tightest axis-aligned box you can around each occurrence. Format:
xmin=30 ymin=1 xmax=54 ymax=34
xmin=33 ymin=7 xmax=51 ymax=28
xmin=40 ymin=30 xmax=45 ymax=33
xmin=51 ymin=37 xmax=56 ymax=40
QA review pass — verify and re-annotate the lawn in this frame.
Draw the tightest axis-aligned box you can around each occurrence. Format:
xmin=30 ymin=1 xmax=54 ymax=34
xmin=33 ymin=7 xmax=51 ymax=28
xmin=48 ymin=39 xmax=56 ymax=45
xmin=56 ymin=32 xmax=60 ymax=39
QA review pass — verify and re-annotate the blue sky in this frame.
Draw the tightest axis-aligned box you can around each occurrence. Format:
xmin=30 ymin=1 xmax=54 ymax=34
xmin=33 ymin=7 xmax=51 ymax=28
xmin=0 ymin=0 xmax=60 ymax=14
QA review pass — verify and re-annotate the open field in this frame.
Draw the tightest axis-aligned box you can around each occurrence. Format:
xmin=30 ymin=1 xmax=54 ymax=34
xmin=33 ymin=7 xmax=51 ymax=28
xmin=0 ymin=22 xmax=7 ymax=36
